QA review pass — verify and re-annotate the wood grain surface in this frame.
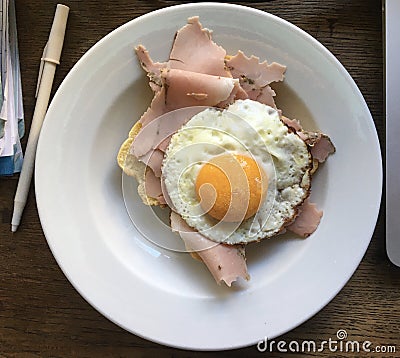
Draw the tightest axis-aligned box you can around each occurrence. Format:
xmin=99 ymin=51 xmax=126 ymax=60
xmin=1 ymin=1 xmax=398 ymax=357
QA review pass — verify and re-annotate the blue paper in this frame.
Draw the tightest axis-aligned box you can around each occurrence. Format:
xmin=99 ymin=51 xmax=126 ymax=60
xmin=0 ymin=0 xmax=24 ymax=176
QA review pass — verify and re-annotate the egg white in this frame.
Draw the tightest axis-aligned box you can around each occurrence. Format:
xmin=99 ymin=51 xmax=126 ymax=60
xmin=162 ymin=99 xmax=311 ymax=244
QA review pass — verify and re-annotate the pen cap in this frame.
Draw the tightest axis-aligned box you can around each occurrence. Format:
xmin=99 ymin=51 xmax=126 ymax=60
xmin=45 ymin=4 xmax=70 ymax=65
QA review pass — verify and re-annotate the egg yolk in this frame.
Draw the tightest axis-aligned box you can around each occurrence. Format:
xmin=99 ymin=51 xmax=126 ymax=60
xmin=195 ymin=154 xmax=267 ymax=222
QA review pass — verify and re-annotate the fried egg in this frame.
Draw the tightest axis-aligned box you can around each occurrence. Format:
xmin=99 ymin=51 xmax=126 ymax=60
xmin=162 ymin=99 xmax=312 ymax=244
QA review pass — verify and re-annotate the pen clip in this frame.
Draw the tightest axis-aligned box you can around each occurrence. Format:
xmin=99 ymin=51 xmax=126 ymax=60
xmin=35 ymin=42 xmax=48 ymax=98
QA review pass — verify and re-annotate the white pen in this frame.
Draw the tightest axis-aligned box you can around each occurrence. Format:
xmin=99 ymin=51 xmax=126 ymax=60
xmin=11 ymin=4 xmax=69 ymax=232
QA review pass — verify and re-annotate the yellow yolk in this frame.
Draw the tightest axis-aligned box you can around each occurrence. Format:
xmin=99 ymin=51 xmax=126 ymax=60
xmin=195 ymin=154 xmax=267 ymax=222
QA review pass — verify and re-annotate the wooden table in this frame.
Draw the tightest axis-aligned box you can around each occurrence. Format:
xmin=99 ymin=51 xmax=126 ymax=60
xmin=1 ymin=1 xmax=398 ymax=356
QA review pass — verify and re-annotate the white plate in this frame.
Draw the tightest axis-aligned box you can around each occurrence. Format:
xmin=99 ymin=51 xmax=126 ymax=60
xmin=35 ymin=3 xmax=382 ymax=350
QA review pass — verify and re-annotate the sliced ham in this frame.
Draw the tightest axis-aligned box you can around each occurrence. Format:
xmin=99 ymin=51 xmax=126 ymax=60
xmin=169 ymin=16 xmax=231 ymax=77
xmin=143 ymin=163 xmax=164 ymax=203
xmin=144 ymin=167 xmax=163 ymax=199
xmin=255 ymin=85 xmax=278 ymax=108
xmin=281 ymin=115 xmax=302 ymax=132
xmin=287 ymin=198 xmax=323 ymax=237
xmin=162 ymin=68 xmax=241 ymax=108
xmin=226 ymin=50 xmax=286 ymax=108
xmin=136 ymin=44 xmax=167 ymax=76
xmin=281 ymin=116 xmax=336 ymax=163
xmin=297 ymin=131 xmax=336 ymax=163
xmin=142 ymin=158 xmax=165 ymax=206
xmin=137 ymin=69 xmax=244 ymax=128
xmin=139 ymin=149 xmax=164 ymax=177
xmin=132 ymin=106 xmax=205 ymax=158
xmin=308 ymin=133 xmax=336 ymax=163
xmin=138 ymin=86 xmax=167 ymax=127
xmin=135 ymin=45 xmax=167 ymax=92
xmin=227 ymin=51 xmax=286 ymax=86
xmin=217 ymin=82 xmax=248 ymax=108
xmin=158 ymin=137 xmax=172 ymax=152
xmin=170 ymin=212 xmax=250 ymax=286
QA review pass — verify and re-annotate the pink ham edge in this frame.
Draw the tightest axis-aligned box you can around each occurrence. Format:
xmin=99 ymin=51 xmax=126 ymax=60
xmin=135 ymin=45 xmax=167 ymax=92
xmin=133 ymin=106 xmax=206 ymax=158
xmin=138 ymin=86 xmax=167 ymax=127
xmin=143 ymin=167 xmax=166 ymax=205
xmin=139 ymin=149 xmax=164 ymax=177
xmin=298 ymin=131 xmax=336 ymax=163
xmin=281 ymin=115 xmax=302 ymax=132
xmin=310 ymin=134 xmax=336 ymax=163
xmin=286 ymin=198 xmax=323 ymax=237
xmin=281 ymin=116 xmax=336 ymax=163
xmin=227 ymin=50 xmax=286 ymax=86
xmin=137 ymin=69 xmax=243 ymax=129
xmin=162 ymin=68 xmax=239 ymax=108
xmin=158 ymin=137 xmax=171 ymax=152
xmin=256 ymin=85 xmax=278 ymax=108
xmin=169 ymin=16 xmax=231 ymax=77
xmin=135 ymin=44 xmax=167 ymax=76
xmin=170 ymin=211 xmax=250 ymax=286
xmin=226 ymin=50 xmax=286 ymax=108
xmin=217 ymin=81 xmax=248 ymax=108
xmin=144 ymin=168 xmax=163 ymax=199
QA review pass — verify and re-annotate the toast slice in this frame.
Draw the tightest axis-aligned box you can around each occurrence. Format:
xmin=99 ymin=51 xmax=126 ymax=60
xmin=117 ymin=121 xmax=161 ymax=206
